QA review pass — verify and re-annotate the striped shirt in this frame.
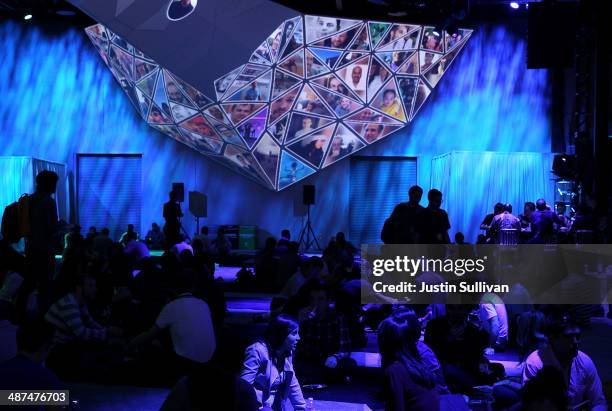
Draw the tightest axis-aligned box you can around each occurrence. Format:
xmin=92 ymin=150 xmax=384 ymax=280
xmin=45 ymin=293 xmax=106 ymax=344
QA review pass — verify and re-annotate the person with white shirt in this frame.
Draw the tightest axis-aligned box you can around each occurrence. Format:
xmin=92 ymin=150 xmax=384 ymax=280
xmin=523 ymin=313 xmax=606 ymax=411
xmin=129 ymin=269 xmax=216 ymax=374
xmin=479 ymin=292 xmax=508 ymax=351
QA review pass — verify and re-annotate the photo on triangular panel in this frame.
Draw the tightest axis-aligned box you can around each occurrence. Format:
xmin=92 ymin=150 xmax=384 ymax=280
xmin=309 ymin=26 xmax=359 ymax=50
xmin=267 ymin=113 xmax=290 ymax=143
xmin=148 ymin=103 xmax=173 ymax=125
xmin=223 ymin=66 xmax=271 ymax=101
xmin=271 ymin=70 xmax=302 ymax=99
xmin=134 ymin=58 xmax=157 ymax=82
xmin=280 ymin=18 xmax=304 ymax=61
xmin=411 ymin=79 xmax=432 ymax=120
xmin=419 ymin=51 xmax=442 ymax=75
xmin=249 ymin=53 xmax=270 ymax=65
xmin=179 ymin=114 xmax=221 ymax=140
xmin=345 ymin=108 xmax=403 ymax=124
xmin=109 ymin=45 xmax=133 ymax=80
xmin=335 ymin=51 xmax=368 ymax=70
xmin=223 ymin=144 xmax=269 ymax=182
xmin=266 ymin=25 xmax=285 ymax=63
xmin=86 ymin=33 xmax=109 ymax=65
xmin=236 ymin=106 xmax=268 ymax=148
xmin=170 ymin=102 xmax=198 ymax=123
xmin=152 ymin=72 xmax=172 ymax=118
xmin=421 ymin=27 xmax=444 ymax=53
xmin=214 ymin=123 xmax=247 ymax=148
xmin=423 ymin=47 xmax=460 ymax=88
xmin=311 ymin=85 xmax=363 ymax=119
xmin=277 ymin=17 xmax=301 ymax=58
xmin=225 ymin=70 xmax=272 ymax=103
xmin=305 ymin=49 xmax=331 ymax=78
xmin=369 ymin=78 xmax=407 ymax=122
xmin=163 ymin=71 xmax=193 ymax=106
xmin=136 ymin=70 xmax=158 ymax=99
xmin=335 ymin=55 xmax=370 ymax=101
xmin=322 ymin=124 xmax=366 ymax=168
xmin=284 ymin=112 xmax=335 ymax=144
xmin=396 ymin=76 xmax=419 ymax=121
xmin=396 ymin=51 xmax=419 ymax=75
xmin=85 ymin=24 xmax=107 ymax=39
xmin=378 ymin=27 xmax=421 ymax=52
xmin=444 ymin=29 xmax=472 ymax=53
xmin=278 ymin=50 xmax=304 ymax=78
xmin=346 ymin=121 xmax=404 ymax=144
xmin=293 ymin=84 xmax=335 ymax=118
xmin=311 ymin=73 xmax=359 ymax=102
xmin=111 ymin=33 xmax=132 ymax=53
xmin=278 ymin=151 xmax=316 ymax=190
xmin=203 ymin=105 xmax=231 ymax=126
xmin=286 ymin=123 xmax=335 ymax=169
xmin=308 ymin=47 xmax=343 ymax=70
xmin=253 ymin=132 xmax=281 ymax=187
xmin=376 ymin=24 xmax=420 ymax=51
xmin=368 ymin=22 xmax=392 ymax=50
xmin=305 ymin=15 xmax=361 ymax=44
xmin=221 ymin=102 xmax=267 ymax=127
xmin=170 ymin=73 xmax=213 ymax=108
xmin=269 ymin=85 xmax=301 ymax=125
xmin=179 ymin=128 xmax=224 ymax=154
xmin=348 ymin=24 xmax=370 ymax=51
xmin=250 ymin=41 xmax=272 ymax=65
xmin=134 ymin=87 xmax=151 ymax=120
xmin=214 ymin=66 xmax=243 ymax=100
xmin=376 ymin=51 xmax=413 ymax=72
xmin=366 ymin=57 xmax=392 ymax=102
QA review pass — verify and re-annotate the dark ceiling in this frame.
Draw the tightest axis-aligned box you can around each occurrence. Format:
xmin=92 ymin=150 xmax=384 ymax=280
xmin=0 ymin=0 xmax=531 ymax=26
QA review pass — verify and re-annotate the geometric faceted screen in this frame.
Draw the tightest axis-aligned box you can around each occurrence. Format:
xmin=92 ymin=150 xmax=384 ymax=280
xmin=85 ymin=16 xmax=472 ymax=191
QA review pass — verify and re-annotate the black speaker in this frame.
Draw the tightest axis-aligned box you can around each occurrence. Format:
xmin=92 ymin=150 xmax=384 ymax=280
xmin=189 ymin=191 xmax=207 ymax=218
xmin=552 ymin=154 xmax=576 ymax=179
xmin=303 ymin=185 xmax=315 ymax=205
xmin=172 ymin=182 xmax=184 ymax=203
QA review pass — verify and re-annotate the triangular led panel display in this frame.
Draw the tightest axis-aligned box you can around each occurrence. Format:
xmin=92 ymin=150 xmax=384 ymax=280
xmin=278 ymin=151 xmax=316 ymax=190
xmin=253 ymin=132 xmax=281 ymax=187
xmin=87 ymin=15 xmax=472 ymax=191
xmin=322 ymin=124 xmax=365 ymax=168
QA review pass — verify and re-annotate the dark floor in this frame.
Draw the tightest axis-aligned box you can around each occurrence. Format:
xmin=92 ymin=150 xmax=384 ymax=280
xmin=64 ymin=317 xmax=612 ymax=411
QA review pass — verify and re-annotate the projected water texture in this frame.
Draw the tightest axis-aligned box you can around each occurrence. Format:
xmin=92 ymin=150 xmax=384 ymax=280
xmin=86 ymin=17 xmax=472 ymax=190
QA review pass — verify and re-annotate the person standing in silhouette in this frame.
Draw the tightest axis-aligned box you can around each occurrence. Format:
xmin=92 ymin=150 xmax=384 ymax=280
xmin=163 ymin=191 xmax=183 ymax=249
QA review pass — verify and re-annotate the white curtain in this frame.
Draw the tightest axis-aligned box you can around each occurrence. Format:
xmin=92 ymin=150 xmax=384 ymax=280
xmin=0 ymin=156 xmax=67 ymax=221
xmin=431 ymin=151 xmax=555 ymax=243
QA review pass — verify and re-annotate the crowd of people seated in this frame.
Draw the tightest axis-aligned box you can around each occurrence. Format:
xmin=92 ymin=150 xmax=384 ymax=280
xmin=0 ymin=172 xmax=610 ymax=411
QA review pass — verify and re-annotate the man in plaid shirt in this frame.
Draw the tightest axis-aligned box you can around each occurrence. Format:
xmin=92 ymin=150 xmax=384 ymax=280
xmin=297 ymin=280 xmax=352 ymax=372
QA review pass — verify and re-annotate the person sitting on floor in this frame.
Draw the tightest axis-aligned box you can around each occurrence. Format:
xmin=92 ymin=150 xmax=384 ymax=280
xmin=523 ymin=313 xmax=607 ymax=411
xmin=377 ymin=310 xmax=443 ymax=411
xmin=128 ymin=269 xmax=216 ymax=377
xmin=0 ymin=320 xmax=61 ymax=391
xmin=44 ymin=274 xmax=124 ymax=379
xmin=240 ymin=314 xmax=306 ymax=411
xmin=295 ymin=280 xmax=353 ymax=382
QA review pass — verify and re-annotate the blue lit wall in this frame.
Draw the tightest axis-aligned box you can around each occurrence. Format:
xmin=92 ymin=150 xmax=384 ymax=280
xmin=0 ymin=20 xmax=550 ymax=245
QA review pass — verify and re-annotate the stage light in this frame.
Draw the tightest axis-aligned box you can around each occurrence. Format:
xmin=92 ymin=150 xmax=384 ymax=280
xmin=24 ymin=14 xmax=33 ymax=20
xmin=509 ymin=2 xmax=519 ymax=9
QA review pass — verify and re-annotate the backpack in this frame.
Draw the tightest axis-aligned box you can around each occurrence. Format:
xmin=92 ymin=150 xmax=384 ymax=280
xmin=1 ymin=194 xmax=30 ymax=243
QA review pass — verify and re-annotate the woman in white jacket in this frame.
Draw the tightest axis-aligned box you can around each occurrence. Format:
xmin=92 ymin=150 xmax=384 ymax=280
xmin=240 ymin=314 xmax=306 ymax=411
